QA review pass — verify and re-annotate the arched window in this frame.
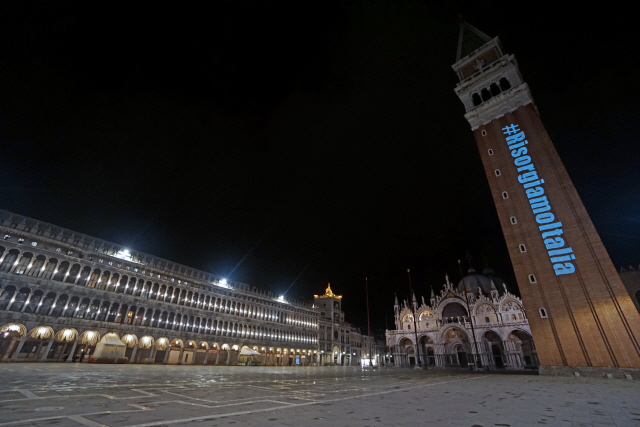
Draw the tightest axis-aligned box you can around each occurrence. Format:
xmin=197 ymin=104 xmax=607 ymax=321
xmin=63 ymin=296 xmax=80 ymax=317
xmin=38 ymin=292 xmax=57 ymax=315
xmin=14 ymin=252 xmax=33 ymax=274
xmin=27 ymin=255 xmax=46 ymax=277
xmin=75 ymin=297 xmax=91 ymax=318
xmin=519 ymin=244 xmax=527 ymax=253
xmin=65 ymin=263 xmax=81 ymax=284
xmin=499 ymin=77 xmax=511 ymax=91
xmin=51 ymin=294 xmax=68 ymax=317
xmin=87 ymin=269 xmax=100 ymax=288
xmin=539 ymin=307 xmax=548 ymax=319
xmin=472 ymin=93 xmax=482 ymax=106
xmin=0 ymin=249 xmax=19 ymax=272
xmin=481 ymin=88 xmax=492 ymax=102
xmin=490 ymin=83 xmax=501 ymax=96
xmin=53 ymin=261 xmax=70 ymax=281
xmin=485 ymin=317 xmax=490 ymax=323
xmin=78 ymin=266 xmax=92 ymax=285
xmin=529 ymin=274 xmax=537 ymax=283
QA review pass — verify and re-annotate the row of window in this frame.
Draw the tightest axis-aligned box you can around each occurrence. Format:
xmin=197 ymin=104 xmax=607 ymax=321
xmin=0 ymin=285 xmax=317 ymax=345
xmin=0 ymin=248 xmax=317 ymax=328
xmin=1 ymin=229 xmax=311 ymax=310
xmin=471 ymin=78 xmax=511 ymax=107
xmin=2 ymin=233 xmax=201 ymax=286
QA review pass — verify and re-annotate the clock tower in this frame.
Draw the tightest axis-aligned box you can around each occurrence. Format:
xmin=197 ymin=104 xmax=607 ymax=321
xmin=452 ymin=22 xmax=640 ymax=373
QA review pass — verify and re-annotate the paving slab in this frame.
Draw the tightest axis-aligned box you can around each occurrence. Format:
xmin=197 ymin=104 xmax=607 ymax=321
xmin=0 ymin=364 xmax=638 ymax=427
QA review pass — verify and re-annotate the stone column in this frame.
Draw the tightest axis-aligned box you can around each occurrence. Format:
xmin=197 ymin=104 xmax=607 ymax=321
xmin=129 ymin=346 xmax=138 ymax=364
xmin=66 ymin=340 xmax=78 ymax=362
xmin=10 ymin=336 xmax=28 ymax=362
xmin=32 ymin=341 xmax=45 ymax=361
xmin=202 ymin=349 xmax=210 ymax=365
xmin=502 ymin=340 xmax=514 ymax=368
xmin=215 ymin=350 xmax=221 ymax=366
xmin=1 ymin=337 xmax=18 ymax=361
xmin=19 ymin=293 xmax=34 ymax=313
xmin=47 ymin=298 xmax=59 ymax=316
xmin=162 ymin=348 xmax=170 ymax=364
xmin=191 ymin=350 xmax=196 ymax=365
xmin=56 ymin=342 xmax=68 ymax=361
xmin=226 ymin=350 xmax=232 ymax=365
xmin=148 ymin=347 xmax=157 ymax=364
xmin=41 ymin=337 xmax=55 ymax=362
xmin=37 ymin=260 xmax=49 ymax=278
xmin=177 ymin=347 xmax=185 ymax=365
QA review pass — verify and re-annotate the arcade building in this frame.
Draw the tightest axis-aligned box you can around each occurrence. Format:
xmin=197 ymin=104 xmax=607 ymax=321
xmin=0 ymin=209 xmax=320 ymax=365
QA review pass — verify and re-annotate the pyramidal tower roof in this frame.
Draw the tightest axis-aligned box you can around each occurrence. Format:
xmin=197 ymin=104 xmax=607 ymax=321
xmin=456 ymin=21 xmax=492 ymax=62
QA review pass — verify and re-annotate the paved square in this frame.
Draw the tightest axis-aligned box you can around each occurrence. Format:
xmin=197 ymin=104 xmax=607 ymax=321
xmin=0 ymin=365 xmax=639 ymax=427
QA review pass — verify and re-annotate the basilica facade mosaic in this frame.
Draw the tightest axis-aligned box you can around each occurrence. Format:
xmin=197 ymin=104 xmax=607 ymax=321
xmin=386 ymin=268 xmax=539 ymax=369
xmin=0 ymin=210 xmax=319 ymax=365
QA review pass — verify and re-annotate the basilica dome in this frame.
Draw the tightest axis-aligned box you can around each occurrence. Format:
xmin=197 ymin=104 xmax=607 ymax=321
xmin=482 ymin=266 xmax=510 ymax=294
xmin=457 ymin=266 xmax=509 ymax=296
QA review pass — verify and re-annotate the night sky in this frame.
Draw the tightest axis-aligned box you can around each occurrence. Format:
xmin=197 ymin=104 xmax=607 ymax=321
xmin=1 ymin=2 xmax=639 ymax=334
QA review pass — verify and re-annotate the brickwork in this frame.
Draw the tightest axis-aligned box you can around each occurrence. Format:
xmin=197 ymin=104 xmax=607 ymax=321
xmin=620 ymin=266 xmax=640 ymax=315
xmin=452 ymin=25 xmax=640 ymax=370
xmin=474 ymin=107 xmax=640 ymax=368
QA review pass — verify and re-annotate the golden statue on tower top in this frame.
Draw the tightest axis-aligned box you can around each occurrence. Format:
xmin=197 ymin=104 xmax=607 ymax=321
xmin=314 ymin=283 xmax=342 ymax=299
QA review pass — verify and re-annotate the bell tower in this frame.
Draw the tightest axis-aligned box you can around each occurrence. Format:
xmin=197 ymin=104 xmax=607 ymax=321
xmin=452 ymin=22 xmax=640 ymax=373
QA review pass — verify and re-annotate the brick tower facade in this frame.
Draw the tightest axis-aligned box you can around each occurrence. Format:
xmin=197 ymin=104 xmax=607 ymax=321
xmin=452 ymin=22 xmax=640 ymax=371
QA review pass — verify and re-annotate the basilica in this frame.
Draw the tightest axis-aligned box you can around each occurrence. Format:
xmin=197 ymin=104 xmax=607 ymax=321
xmin=386 ymin=267 xmax=538 ymax=369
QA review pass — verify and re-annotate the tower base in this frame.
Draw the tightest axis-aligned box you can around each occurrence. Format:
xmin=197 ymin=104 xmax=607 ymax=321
xmin=540 ymin=365 xmax=639 ymax=379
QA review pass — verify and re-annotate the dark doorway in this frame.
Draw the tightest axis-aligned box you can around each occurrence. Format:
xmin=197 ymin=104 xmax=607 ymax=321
xmin=457 ymin=351 xmax=468 ymax=368
xmin=427 ymin=347 xmax=435 ymax=367
xmin=492 ymin=345 xmax=504 ymax=368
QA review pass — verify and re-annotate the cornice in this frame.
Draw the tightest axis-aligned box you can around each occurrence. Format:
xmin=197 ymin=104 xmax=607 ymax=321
xmin=463 ymin=83 xmax=535 ymax=130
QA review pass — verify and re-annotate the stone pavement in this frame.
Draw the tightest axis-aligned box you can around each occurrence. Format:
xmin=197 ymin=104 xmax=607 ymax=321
xmin=0 ymin=365 xmax=639 ymax=427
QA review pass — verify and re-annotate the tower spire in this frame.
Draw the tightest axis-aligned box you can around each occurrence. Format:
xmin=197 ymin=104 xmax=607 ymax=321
xmin=456 ymin=21 xmax=492 ymax=62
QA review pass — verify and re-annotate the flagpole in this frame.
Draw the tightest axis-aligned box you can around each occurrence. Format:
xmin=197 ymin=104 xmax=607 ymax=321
xmin=407 ymin=269 xmax=422 ymax=368
xmin=366 ymin=276 xmax=372 ymax=367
